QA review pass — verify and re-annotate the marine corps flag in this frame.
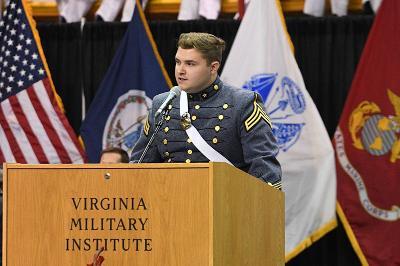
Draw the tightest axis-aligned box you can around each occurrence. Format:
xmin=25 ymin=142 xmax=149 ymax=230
xmin=334 ymin=0 xmax=400 ymax=265
xmin=221 ymin=0 xmax=336 ymax=261
xmin=80 ymin=0 xmax=171 ymax=162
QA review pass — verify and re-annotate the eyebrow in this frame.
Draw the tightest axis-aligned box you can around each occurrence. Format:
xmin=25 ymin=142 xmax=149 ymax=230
xmin=175 ymin=57 xmax=197 ymax=64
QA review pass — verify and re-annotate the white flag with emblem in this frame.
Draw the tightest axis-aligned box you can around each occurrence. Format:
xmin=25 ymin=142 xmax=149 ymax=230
xmin=221 ymin=0 xmax=337 ymax=261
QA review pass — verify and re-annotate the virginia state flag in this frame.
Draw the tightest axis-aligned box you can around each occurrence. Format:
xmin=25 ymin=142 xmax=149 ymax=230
xmin=221 ymin=0 xmax=337 ymax=261
xmin=334 ymin=0 xmax=400 ymax=265
xmin=80 ymin=0 xmax=171 ymax=162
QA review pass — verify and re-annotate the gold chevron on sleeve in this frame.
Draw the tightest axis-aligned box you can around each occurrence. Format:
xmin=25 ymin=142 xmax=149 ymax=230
xmin=273 ymin=181 xmax=282 ymax=190
xmin=268 ymin=181 xmax=282 ymax=190
xmin=143 ymin=116 xmax=150 ymax=136
xmin=245 ymin=99 xmax=272 ymax=131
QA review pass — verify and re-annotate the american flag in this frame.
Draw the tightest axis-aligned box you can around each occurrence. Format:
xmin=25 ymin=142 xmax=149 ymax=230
xmin=0 ymin=0 xmax=86 ymax=163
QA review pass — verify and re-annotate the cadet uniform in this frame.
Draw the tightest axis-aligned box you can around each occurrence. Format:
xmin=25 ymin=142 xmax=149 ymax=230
xmin=130 ymin=77 xmax=281 ymax=188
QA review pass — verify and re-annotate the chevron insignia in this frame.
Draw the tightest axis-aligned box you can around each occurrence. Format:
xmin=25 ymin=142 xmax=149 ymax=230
xmin=244 ymin=97 xmax=272 ymax=131
xmin=268 ymin=181 xmax=282 ymax=190
xmin=143 ymin=116 xmax=150 ymax=136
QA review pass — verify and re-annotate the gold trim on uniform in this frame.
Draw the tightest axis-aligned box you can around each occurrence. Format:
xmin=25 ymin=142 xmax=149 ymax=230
xmin=143 ymin=116 xmax=150 ymax=136
xmin=244 ymin=98 xmax=272 ymax=131
xmin=273 ymin=181 xmax=282 ymax=190
xmin=268 ymin=181 xmax=282 ymax=190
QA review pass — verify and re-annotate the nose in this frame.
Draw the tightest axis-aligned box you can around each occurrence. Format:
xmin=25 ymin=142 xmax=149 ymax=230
xmin=176 ymin=64 xmax=185 ymax=74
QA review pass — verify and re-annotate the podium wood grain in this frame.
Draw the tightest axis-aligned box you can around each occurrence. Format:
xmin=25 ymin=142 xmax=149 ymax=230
xmin=3 ymin=163 xmax=283 ymax=265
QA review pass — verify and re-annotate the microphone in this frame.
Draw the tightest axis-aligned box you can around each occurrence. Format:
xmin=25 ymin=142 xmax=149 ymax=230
xmin=136 ymin=86 xmax=180 ymax=163
xmin=154 ymin=86 xmax=180 ymax=119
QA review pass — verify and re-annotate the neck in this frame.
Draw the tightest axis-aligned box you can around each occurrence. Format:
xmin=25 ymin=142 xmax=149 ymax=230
xmin=188 ymin=75 xmax=218 ymax=94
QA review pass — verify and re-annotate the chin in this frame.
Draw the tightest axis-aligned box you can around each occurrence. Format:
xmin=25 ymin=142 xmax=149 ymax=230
xmin=179 ymin=86 xmax=191 ymax=92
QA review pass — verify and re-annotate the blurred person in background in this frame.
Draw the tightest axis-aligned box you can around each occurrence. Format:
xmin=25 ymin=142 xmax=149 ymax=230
xmin=99 ymin=147 xmax=129 ymax=163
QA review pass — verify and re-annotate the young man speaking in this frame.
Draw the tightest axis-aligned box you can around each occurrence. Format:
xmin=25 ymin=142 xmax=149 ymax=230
xmin=130 ymin=32 xmax=281 ymax=188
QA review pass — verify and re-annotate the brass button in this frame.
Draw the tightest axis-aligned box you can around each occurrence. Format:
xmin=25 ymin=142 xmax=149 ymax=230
xmin=187 ymin=149 xmax=193 ymax=155
xmin=212 ymin=138 xmax=218 ymax=144
xmin=166 ymin=115 xmax=171 ymax=121
xmin=191 ymin=115 xmax=197 ymax=121
xmin=168 ymin=104 xmax=172 ymax=110
xmin=202 ymin=93 xmax=207 ymax=98
xmin=214 ymin=125 xmax=221 ymax=132
xmin=223 ymin=104 xmax=229 ymax=109
xmin=189 ymin=94 xmax=193 ymax=99
xmin=187 ymin=138 xmax=192 ymax=143
xmin=195 ymin=104 xmax=200 ymax=110
xmin=218 ymin=114 xmax=224 ymax=120
xmin=164 ymin=151 xmax=170 ymax=157
xmin=164 ymin=127 xmax=169 ymax=133
xmin=213 ymin=84 xmax=219 ymax=91
xmin=185 ymin=159 xmax=191 ymax=163
xmin=167 ymin=158 xmax=172 ymax=163
xmin=163 ymin=139 xmax=168 ymax=145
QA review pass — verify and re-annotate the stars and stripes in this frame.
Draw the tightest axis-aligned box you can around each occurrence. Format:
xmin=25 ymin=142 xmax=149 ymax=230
xmin=0 ymin=0 xmax=86 ymax=164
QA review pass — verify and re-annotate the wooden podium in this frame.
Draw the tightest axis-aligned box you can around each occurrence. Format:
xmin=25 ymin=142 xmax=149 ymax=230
xmin=3 ymin=162 xmax=284 ymax=265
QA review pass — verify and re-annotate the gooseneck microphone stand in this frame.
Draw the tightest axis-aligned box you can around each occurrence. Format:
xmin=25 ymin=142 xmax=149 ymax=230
xmin=137 ymin=108 xmax=170 ymax=163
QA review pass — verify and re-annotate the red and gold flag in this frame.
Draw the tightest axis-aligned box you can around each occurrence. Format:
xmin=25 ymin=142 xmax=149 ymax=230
xmin=334 ymin=0 xmax=400 ymax=265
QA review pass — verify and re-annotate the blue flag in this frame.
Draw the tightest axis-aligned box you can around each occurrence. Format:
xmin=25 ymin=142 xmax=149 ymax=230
xmin=81 ymin=3 xmax=171 ymax=162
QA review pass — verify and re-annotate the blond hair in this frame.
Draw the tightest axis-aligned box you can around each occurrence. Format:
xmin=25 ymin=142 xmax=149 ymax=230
xmin=177 ymin=32 xmax=225 ymax=65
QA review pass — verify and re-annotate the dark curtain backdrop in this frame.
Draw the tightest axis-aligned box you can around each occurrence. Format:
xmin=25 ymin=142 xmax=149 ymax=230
xmin=36 ymin=15 xmax=374 ymax=265
xmin=37 ymin=22 xmax=82 ymax=134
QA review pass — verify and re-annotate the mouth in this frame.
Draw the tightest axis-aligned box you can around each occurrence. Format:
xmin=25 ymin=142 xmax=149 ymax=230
xmin=177 ymin=77 xmax=187 ymax=82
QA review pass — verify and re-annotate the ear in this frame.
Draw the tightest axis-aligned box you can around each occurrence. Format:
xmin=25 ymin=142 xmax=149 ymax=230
xmin=210 ymin=61 xmax=220 ymax=74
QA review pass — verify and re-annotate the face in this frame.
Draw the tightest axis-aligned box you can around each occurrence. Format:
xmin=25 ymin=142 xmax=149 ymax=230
xmin=175 ymin=47 xmax=220 ymax=93
xmin=100 ymin=152 xmax=122 ymax=164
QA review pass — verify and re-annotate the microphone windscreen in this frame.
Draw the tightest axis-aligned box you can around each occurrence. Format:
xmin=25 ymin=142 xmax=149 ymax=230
xmin=170 ymin=86 xmax=181 ymax=97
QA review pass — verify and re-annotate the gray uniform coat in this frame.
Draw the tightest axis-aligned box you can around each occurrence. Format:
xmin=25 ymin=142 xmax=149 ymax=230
xmin=130 ymin=77 xmax=281 ymax=188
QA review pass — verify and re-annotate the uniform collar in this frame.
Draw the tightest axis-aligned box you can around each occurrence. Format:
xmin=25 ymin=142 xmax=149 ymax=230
xmin=187 ymin=76 xmax=223 ymax=101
